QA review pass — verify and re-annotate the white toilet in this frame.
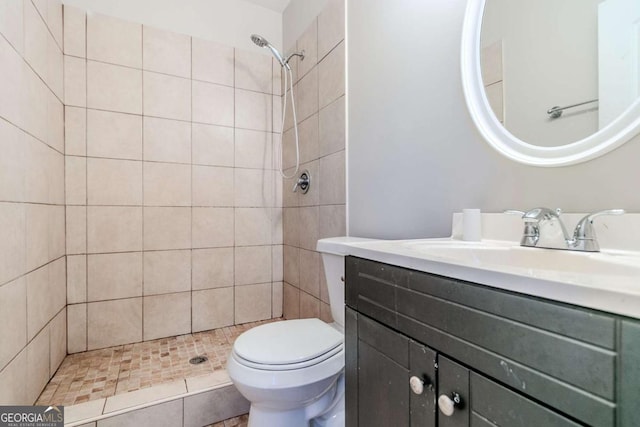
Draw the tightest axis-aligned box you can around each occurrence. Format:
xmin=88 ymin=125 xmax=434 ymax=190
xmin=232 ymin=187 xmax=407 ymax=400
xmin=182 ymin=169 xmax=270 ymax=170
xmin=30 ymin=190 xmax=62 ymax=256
xmin=227 ymin=238 xmax=360 ymax=427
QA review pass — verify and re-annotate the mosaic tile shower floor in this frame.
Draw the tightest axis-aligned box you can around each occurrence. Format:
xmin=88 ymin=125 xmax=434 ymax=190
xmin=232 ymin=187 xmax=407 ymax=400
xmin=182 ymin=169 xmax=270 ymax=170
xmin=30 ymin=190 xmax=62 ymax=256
xmin=37 ymin=319 xmax=281 ymax=407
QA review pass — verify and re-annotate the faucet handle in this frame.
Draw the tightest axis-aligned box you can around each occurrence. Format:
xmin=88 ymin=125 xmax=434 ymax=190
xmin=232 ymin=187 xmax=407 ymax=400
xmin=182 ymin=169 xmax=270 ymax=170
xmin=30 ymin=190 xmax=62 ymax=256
xmin=504 ymin=210 xmax=525 ymax=216
xmin=573 ymin=209 xmax=625 ymax=251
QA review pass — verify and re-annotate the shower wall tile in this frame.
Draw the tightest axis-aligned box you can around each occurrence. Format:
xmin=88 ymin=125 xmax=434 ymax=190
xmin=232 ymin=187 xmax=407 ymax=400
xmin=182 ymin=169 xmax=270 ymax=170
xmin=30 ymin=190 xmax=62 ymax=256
xmin=67 ymin=255 xmax=87 ymax=304
xmin=192 ymin=248 xmax=234 ymax=290
xmin=192 ymin=81 xmax=234 ymax=126
xmin=192 ymin=38 xmax=234 ymax=86
xmin=87 ymin=252 xmax=143 ymax=301
xmin=87 ymin=298 xmax=143 ymax=350
xmin=87 ymin=206 xmax=143 ymax=253
xmin=144 ymin=207 xmax=191 ymax=250
xmin=299 ymin=249 xmax=320 ymax=298
xmin=143 ymin=117 xmax=191 ymax=164
xmin=143 ymin=292 xmax=191 ymax=340
xmin=319 ymin=150 xmax=346 ymax=205
xmin=235 ymin=49 xmax=273 ymax=94
xmin=26 ymin=327 xmax=50 ymax=404
xmin=300 ymin=290 xmax=320 ymax=319
xmin=64 ymin=55 xmax=86 ymax=107
xmin=235 ymin=283 xmax=271 ymax=324
xmin=272 ymin=281 xmax=283 ymax=317
xmin=0 ymin=0 xmax=24 ymax=54
xmin=317 ymin=0 xmax=345 ymax=60
xmin=144 ymin=162 xmax=192 ymax=206
xmin=87 ymin=110 xmax=143 ymax=160
xmin=192 ymin=288 xmax=234 ymax=332
xmin=296 ymin=67 xmax=319 ymax=122
xmin=319 ymin=96 xmax=346 ymax=156
xmin=87 ymin=158 xmax=143 ymax=206
xmin=0 ymin=277 xmax=27 ymax=372
xmin=0 ymin=348 xmax=28 ymax=405
xmin=63 ymin=5 xmax=85 ymax=57
xmin=49 ymin=309 xmax=67 ymax=375
xmin=298 ymin=160 xmax=319 ymax=207
xmin=298 ymin=114 xmax=319 ymax=164
xmin=297 ymin=19 xmax=318 ymax=79
xmin=65 ymin=107 xmax=87 ymax=156
xmin=235 ymin=129 xmax=272 ymax=169
xmin=67 ymin=303 xmax=87 ymax=353
xmin=87 ymin=61 xmax=142 ymax=114
xmin=192 ymin=166 xmax=234 ymax=207
xmin=235 ymin=246 xmax=271 ymax=286
xmin=87 ymin=13 xmax=142 ymax=68
xmin=65 ymin=156 xmax=86 ymax=205
xmin=235 ymin=89 xmax=273 ymax=131
xmin=143 ymin=71 xmax=191 ymax=121
xmin=235 ymin=208 xmax=272 ymax=246
xmin=66 ymin=206 xmax=87 ymax=255
xmin=283 ymin=282 xmax=300 ymax=320
xmin=192 ymin=208 xmax=234 ymax=248
xmin=233 ymin=169 xmax=273 ymax=207
xmin=143 ymin=250 xmax=192 ymax=295
xmin=318 ymin=41 xmax=345 ymax=109
xmin=143 ymin=26 xmax=191 ymax=78
xmin=192 ymin=124 xmax=234 ymax=167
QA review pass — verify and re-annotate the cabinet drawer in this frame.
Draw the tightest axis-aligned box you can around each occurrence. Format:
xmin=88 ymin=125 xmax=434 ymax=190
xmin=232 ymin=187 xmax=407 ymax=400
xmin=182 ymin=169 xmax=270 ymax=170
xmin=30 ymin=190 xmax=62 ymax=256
xmin=470 ymin=372 xmax=580 ymax=427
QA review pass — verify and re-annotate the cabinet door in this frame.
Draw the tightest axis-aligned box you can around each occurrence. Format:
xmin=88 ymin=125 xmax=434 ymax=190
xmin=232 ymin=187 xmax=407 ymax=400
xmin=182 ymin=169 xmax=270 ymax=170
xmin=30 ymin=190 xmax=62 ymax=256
xmin=437 ymin=356 xmax=470 ymax=427
xmin=409 ymin=342 xmax=437 ymax=427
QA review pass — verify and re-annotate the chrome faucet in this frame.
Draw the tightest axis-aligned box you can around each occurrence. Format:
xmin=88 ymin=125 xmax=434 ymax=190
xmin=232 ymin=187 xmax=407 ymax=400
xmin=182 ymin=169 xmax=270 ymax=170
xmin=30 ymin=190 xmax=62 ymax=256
xmin=505 ymin=208 xmax=625 ymax=252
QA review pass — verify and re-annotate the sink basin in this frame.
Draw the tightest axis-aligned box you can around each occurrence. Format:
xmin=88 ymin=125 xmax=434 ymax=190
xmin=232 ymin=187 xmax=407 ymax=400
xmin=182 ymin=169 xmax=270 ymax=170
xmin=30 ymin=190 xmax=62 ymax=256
xmin=402 ymin=240 xmax=640 ymax=279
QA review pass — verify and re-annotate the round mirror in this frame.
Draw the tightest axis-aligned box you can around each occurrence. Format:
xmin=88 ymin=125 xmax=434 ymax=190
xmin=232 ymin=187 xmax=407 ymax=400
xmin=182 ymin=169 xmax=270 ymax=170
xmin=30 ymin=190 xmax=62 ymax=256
xmin=461 ymin=0 xmax=640 ymax=166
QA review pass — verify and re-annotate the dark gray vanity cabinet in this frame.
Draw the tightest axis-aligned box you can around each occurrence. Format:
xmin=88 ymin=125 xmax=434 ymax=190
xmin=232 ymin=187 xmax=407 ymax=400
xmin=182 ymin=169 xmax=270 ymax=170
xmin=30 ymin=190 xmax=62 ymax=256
xmin=345 ymin=256 xmax=640 ymax=427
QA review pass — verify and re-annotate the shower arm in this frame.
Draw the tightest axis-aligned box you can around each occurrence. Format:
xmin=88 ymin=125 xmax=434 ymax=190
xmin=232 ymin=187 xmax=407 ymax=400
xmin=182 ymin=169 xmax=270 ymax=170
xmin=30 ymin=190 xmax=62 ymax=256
xmin=284 ymin=51 xmax=305 ymax=67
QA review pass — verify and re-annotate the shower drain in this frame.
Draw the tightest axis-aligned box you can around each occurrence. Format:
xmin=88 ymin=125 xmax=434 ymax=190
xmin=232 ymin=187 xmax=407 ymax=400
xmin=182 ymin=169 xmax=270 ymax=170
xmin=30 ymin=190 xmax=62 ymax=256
xmin=189 ymin=355 xmax=208 ymax=365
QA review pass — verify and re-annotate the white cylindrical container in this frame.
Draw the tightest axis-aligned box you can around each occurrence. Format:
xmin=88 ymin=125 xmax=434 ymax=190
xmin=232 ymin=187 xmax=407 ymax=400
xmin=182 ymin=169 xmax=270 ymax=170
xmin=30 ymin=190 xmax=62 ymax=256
xmin=462 ymin=209 xmax=482 ymax=241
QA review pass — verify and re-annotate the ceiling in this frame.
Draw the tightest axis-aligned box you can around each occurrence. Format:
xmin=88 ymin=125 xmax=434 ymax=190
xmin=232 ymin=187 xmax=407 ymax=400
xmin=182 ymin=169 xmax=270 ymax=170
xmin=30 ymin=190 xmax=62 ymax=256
xmin=243 ymin=0 xmax=292 ymax=13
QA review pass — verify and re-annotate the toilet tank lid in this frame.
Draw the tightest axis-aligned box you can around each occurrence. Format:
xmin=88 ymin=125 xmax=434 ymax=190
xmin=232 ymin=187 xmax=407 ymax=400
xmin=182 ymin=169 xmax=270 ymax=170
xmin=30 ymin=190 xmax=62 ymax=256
xmin=316 ymin=237 xmax=373 ymax=255
xmin=233 ymin=319 xmax=343 ymax=366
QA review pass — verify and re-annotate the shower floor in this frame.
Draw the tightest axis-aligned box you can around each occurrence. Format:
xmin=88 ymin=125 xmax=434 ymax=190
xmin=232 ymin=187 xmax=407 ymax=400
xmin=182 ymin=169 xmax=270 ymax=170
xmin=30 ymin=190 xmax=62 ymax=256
xmin=37 ymin=319 xmax=281 ymax=407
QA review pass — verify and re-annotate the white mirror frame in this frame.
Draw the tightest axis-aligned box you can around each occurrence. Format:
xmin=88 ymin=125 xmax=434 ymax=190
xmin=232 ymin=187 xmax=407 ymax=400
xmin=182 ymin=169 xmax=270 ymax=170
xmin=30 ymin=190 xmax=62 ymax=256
xmin=461 ymin=0 xmax=640 ymax=167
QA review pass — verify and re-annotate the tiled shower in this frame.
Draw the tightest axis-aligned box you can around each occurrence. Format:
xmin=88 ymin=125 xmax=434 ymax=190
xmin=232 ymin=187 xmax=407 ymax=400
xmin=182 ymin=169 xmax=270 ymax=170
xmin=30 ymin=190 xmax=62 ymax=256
xmin=0 ymin=0 xmax=345 ymax=415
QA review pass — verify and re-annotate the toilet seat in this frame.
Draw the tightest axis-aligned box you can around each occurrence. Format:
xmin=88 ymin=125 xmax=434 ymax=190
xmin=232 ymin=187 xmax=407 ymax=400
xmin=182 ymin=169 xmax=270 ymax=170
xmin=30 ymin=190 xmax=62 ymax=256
xmin=233 ymin=319 xmax=343 ymax=371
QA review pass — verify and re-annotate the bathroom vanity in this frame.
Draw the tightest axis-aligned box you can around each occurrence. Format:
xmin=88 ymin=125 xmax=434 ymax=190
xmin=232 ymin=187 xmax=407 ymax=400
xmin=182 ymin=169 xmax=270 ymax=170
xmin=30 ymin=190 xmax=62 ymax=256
xmin=344 ymin=256 xmax=640 ymax=427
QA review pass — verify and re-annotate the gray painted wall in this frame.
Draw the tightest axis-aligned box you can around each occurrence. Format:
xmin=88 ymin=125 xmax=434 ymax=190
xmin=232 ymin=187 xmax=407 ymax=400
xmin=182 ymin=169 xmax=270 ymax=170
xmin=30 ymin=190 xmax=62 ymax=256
xmin=347 ymin=0 xmax=640 ymax=239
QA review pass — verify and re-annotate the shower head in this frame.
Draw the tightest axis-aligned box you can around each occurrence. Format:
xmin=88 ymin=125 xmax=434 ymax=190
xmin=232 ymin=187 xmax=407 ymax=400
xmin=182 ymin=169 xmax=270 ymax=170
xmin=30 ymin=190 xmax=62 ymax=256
xmin=250 ymin=34 xmax=289 ymax=69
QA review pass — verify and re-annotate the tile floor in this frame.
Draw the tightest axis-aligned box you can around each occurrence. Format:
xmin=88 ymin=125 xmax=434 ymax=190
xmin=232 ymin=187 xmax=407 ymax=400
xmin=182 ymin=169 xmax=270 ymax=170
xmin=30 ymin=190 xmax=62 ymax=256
xmin=37 ymin=319 xmax=281 ymax=406
xmin=208 ymin=414 xmax=249 ymax=427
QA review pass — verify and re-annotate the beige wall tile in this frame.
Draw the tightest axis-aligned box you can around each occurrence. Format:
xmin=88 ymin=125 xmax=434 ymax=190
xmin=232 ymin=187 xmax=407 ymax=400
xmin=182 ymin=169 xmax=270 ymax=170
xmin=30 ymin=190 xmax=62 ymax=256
xmin=65 ymin=106 xmax=86 ymax=156
xmin=299 ymin=206 xmax=319 ymax=251
xmin=26 ymin=327 xmax=50 ymax=404
xmin=87 ymin=252 xmax=143 ymax=301
xmin=0 ymin=0 xmax=24 ymax=54
xmin=192 ymin=124 xmax=234 ymax=167
xmin=235 ymin=50 xmax=272 ymax=94
xmin=272 ymin=59 xmax=282 ymax=96
xmin=49 ymin=308 xmax=66 ymax=375
xmin=192 ymin=248 xmax=234 ymax=290
xmin=47 ymin=149 xmax=65 ymax=205
xmin=26 ymin=262 xmax=64 ymax=341
xmin=234 ymin=246 xmax=271 ymax=285
xmin=67 ymin=303 xmax=87 ymax=353
xmin=234 ymin=169 xmax=272 ymax=207
xmin=283 ymin=282 xmax=300 ymax=319
xmin=144 ymin=162 xmax=191 ymax=206
xmin=87 ymin=14 xmax=141 ymax=68
xmin=47 ymin=93 xmax=65 ymax=153
xmin=0 ymin=36 xmax=26 ymax=131
xmin=297 ymin=19 xmax=318 ymax=78
xmin=235 ymin=89 xmax=272 ymax=131
xmin=87 ymin=109 xmax=143 ymax=160
xmin=144 ymin=71 xmax=191 ymax=121
xmin=273 ymin=94 xmax=283 ymax=132
xmin=23 ymin=1 xmax=48 ymax=92
xmin=143 ymin=292 xmax=191 ymax=340
xmin=235 ymin=283 xmax=271 ymax=324
xmin=320 ymin=301 xmax=333 ymax=323
xmin=25 ymin=204 xmax=48 ymax=270
xmin=0 ymin=348 xmax=28 ymax=404
xmin=272 ymin=245 xmax=283 ymax=282
xmin=319 ymin=204 xmax=346 ymax=239
xmin=317 ymin=0 xmax=345 ymax=60
xmin=24 ymin=136 xmax=50 ymax=204
xmin=283 ymin=208 xmax=300 ymax=247
xmin=283 ymin=245 xmax=299 ymax=287
xmin=319 ymin=96 xmax=345 ymax=157
xmin=296 ymin=67 xmax=318 ymax=123
xmin=298 ymin=160 xmax=319 ymax=207
xmin=272 ymin=206 xmax=283 ymax=245
xmin=192 ymin=38 xmax=234 ymax=86
xmin=0 ymin=277 xmax=26 ymax=371
xmin=192 ymin=166 xmax=234 ymax=207
xmin=272 ymin=281 xmax=283 ymax=318
xmin=300 ymin=291 xmax=320 ymax=319
xmin=48 ymin=205 xmax=65 ymax=260
xmin=87 ymin=158 xmax=143 ymax=205
xmin=143 ymin=117 xmax=191 ymax=164
xmin=192 ymin=81 xmax=234 ymax=126
xmin=235 ymin=208 xmax=271 ymax=246
xmin=64 ymin=55 xmax=86 ymax=107
xmin=102 ymin=397 xmax=184 ymax=427
xmin=235 ymin=129 xmax=272 ymax=169
xmin=143 ymin=250 xmax=191 ymax=295
xmin=192 ymin=287 xmax=234 ymax=332
xmin=63 ymin=5 xmax=85 ymax=57
xmin=87 ymin=298 xmax=142 ymax=350
xmin=318 ymin=41 xmax=345 ymax=109
xmin=66 ymin=205 xmax=86 ymax=255
xmin=192 ymin=208 xmax=234 ymax=248
xmin=319 ymin=150 xmax=345 ymax=205
xmin=143 ymin=26 xmax=191 ymax=78
xmin=299 ymin=249 xmax=320 ymax=298
xmin=65 ymin=156 xmax=86 ymax=205
xmin=67 ymin=255 xmax=87 ymax=304
xmin=87 ymin=206 xmax=143 ymax=253
xmin=298 ymin=114 xmax=319 ymax=164
xmin=144 ymin=207 xmax=191 ymax=250
xmin=0 ymin=121 xmax=24 ymax=203
xmin=481 ymin=41 xmax=503 ymax=86
xmin=87 ymin=61 xmax=142 ymax=114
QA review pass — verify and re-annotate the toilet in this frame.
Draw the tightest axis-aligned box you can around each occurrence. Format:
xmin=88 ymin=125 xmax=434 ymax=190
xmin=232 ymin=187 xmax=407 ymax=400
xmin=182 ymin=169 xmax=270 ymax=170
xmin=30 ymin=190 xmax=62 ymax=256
xmin=227 ymin=237 xmax=364 ymax=427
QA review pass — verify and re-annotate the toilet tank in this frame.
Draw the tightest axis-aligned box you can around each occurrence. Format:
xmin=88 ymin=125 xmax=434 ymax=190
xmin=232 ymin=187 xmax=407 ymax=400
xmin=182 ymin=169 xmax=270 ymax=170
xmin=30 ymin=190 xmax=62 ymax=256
xmin=317 ymin=237 xmax=373 ymax=330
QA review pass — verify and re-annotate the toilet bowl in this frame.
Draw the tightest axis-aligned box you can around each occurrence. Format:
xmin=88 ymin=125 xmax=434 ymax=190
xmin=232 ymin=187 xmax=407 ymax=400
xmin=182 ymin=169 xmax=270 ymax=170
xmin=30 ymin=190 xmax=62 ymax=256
xmin=227 ymin=238 xmax=364 ymax=427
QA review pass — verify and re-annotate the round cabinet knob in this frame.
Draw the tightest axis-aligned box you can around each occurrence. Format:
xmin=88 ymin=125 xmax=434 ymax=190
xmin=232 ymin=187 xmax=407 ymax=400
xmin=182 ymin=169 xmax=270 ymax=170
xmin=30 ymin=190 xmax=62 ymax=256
xmin=409 ymin=376 xmax=424 ymax=395
xmin=438 ymin=392 xmax=461 ymax=417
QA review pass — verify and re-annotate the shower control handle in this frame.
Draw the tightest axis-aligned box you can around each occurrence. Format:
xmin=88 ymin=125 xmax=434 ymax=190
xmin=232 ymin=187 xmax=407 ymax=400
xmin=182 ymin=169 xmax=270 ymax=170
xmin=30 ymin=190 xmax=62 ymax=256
xmin=292 ymin=170 xmax=311 ymax=194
